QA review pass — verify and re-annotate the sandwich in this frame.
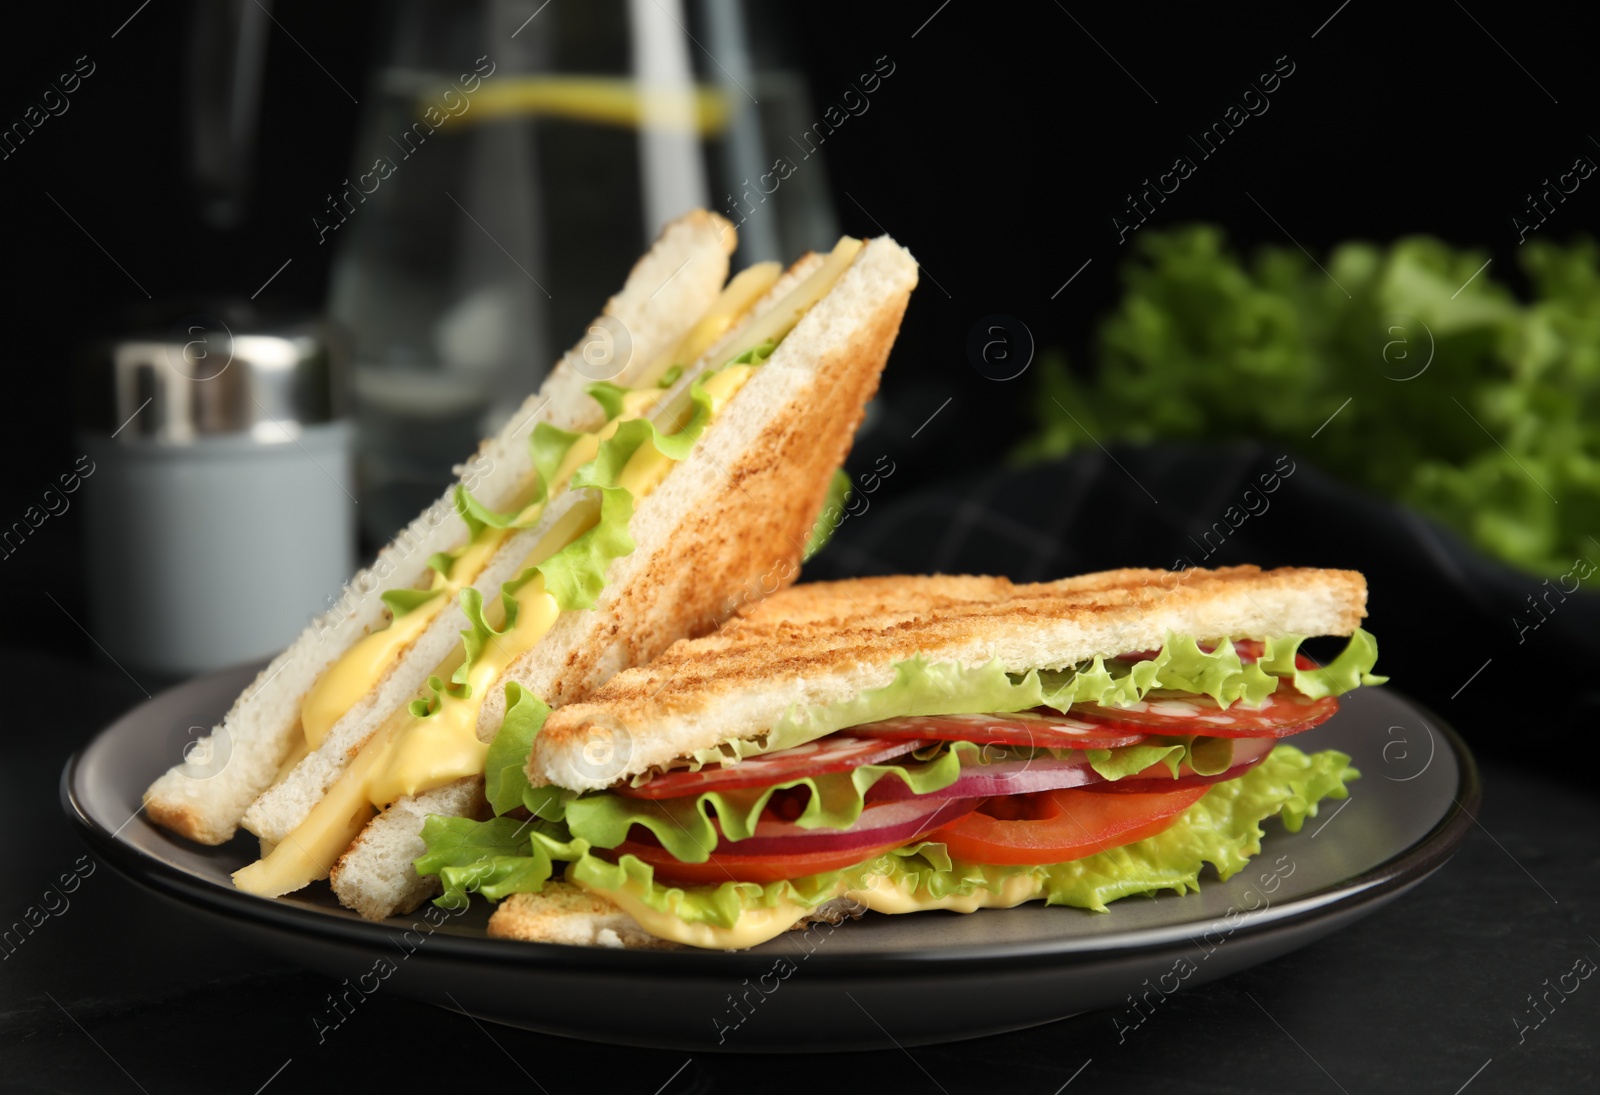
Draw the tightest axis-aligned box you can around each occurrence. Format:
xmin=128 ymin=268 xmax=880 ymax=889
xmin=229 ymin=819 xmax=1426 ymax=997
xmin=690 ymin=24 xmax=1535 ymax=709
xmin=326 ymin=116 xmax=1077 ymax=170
xmin=414 ymin=566 xmax=1383 ymax=949
xmin=142 ymin=209 xmax=921 ymax=920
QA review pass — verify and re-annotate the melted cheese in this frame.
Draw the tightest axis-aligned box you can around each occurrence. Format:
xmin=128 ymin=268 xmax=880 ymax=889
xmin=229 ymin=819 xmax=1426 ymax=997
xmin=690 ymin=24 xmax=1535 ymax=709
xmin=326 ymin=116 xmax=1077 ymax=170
xmin=699 ymin=363 xmax=757 ymax=414
xmin=548 ymin=421 xmax=612 ymax=490
xmin=272 ymin=735 xmax=310 ymax=783
xmin=366 ymin=578 xmax=560 ymax=807
xmin=581 ymin=865 xmax=1044 ymax=950
xmin=588 ymin=875 xmax=815 ymax=951
xmin=382 ymin=361 xmax=764 ymax=797
xmin=601 ymin=238 xmax=859 ymax=505
xmin=365 ymin=498 xmax=594 ymax=806
xmin=232 ymin=715 xmax=404 ymax=897
xmin=297 ymin=502 xmax=539 ymax=747
xmin=639 ymin=262 xmax=782 ymax=386
xmin=367 ymin=504 xmax=588 ymax=803
xmin=615 ymin=364 xmax=758 ymax=497
xmin=849 ymin=871 xmax=1043 ymax=915
xmin=588 ymin=869 xmax=1046 ymax=950
xmin=546 ymin=387 xmax=672 ymax=490
xmin=620 ymin=387 xmax=665 ymax=417
xmin=299 ymin=602 xmax=438 ymax=749
xmin=235 ymin=506 xmax=593 ymax=899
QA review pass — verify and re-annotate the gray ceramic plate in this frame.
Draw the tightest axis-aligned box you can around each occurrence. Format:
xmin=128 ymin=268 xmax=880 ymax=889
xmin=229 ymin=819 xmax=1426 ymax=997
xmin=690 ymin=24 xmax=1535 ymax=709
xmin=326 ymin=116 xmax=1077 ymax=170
xmin=63 ymin=663 xmax=1477 ymax=1052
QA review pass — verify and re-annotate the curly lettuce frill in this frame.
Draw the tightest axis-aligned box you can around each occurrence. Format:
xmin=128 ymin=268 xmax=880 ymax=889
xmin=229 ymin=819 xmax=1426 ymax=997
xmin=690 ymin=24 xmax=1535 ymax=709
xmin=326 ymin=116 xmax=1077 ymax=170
xmin=415 ymin=348 xmax=777 ymax=729
xmin=682 ymin=629 xmax=1384 ymax=770
xmin=451 ymin=632 xmax=1382 ymax=861
xmin=379 ymin=423 xmax=586 ymax=618
xmin=417 ymin=746 xmax=1358 ymax=925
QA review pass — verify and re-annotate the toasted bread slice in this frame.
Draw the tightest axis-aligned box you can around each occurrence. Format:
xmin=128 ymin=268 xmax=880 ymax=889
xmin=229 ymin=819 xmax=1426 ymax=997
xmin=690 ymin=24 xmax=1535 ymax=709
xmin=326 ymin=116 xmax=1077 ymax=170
xmin=327 ymin=236 xmax=921 ymax=918
xmin=487 ymin=884 xmax=682 ymax=949
xmin=533 ymin=566 xmax=1369 ymax=790
xmin=329 ymin=777 xmax=490 ymax=921
xmin=142 ymin=212 xmax=736 ymax=846
xmin=486 ymin=885 xmax=866 ymax=949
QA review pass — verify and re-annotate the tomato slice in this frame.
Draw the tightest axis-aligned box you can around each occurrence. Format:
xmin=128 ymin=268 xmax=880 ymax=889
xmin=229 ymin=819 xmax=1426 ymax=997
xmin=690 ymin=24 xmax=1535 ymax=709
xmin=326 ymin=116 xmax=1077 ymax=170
xmin=615 ymin=734 xmax=932 ymax=800
xmin=613 ymin=838 xmax=908 ymax=885
xmin=851 ymin=710 xmax=1149 ymax=750
xmin=926 ymin=785 xmax=1207 ymax=865
xmin=1073 ymin=679 xmax=1338 ymax=739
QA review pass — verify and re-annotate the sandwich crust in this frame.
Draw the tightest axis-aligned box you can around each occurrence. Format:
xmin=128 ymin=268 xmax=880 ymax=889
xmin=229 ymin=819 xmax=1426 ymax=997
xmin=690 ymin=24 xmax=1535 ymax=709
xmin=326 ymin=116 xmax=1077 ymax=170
xmin=533 ymin=566 xmax=1369 ymax=790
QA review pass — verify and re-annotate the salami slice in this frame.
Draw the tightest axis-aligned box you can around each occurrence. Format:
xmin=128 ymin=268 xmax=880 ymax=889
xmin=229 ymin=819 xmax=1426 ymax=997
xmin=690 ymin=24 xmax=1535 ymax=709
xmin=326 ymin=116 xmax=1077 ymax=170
xmin=851 ymin=710 xmax=1149 ymax=750
xmin=1073 ymin=679 xmax=1338 ymax=739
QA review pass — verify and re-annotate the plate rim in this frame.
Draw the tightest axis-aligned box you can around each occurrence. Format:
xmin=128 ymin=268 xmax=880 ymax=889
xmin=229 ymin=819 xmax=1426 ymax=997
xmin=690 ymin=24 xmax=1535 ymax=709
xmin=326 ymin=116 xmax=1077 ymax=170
xmin=62 ymin=671 xmax=1481 ymax=977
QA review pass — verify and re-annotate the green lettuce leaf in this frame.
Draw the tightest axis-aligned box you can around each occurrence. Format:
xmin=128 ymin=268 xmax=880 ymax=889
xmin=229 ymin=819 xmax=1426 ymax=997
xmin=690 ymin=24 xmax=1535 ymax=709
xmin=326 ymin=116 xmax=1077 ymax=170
xmin=685 ymin=657 xmax=1048 ymax=770
xmin=868 ymin=744 xmax=1358 ymax=914
xmin=483 ymin=683 xmax=552 ymax=814
xmin=1086 ymin=741 xmax=1187 ymax=781
xmin=629 ymin=744 xmax=1359 ymax=925
xmin=530 ymin=422 xmax=585 ymax=496
xmin=562 ymin=742 xmax=983 ymax=861
xmin=1017 ymin=226 xmax=1600 ymax=577
xmin=688 ymin=630 xmax=1382 ymax=769
xmin=1263 ymin=628 xmax=1389 ymax=699
xmin=421 ymin=423 xmax=586 ymax=581
xmin=657 ymin=363 xmax=684 ymax=388
xmin=566 ymin=348 xmax=757 ymax=494
xmin=415 ymin=484 xmax=635 ymax=711
xmin=417 ymin=815 xmax=584 ymax=909
xmin=381 ymin=586 xmax=445 ymax=617
xmin=586 ymin=381 xmax=631 ymax=421
xmin=1085 ymin=734 xmax=1240 ymax=781
xmin=803 ymin=469 xmax=852 ymax=561
xmin=568 ymin=846 xmax=846 ymax=928
xmin=412 ymin=352 xmax=782 ymax=766
xmin=417 ymin=746 xmax=1359 ymax=926
xmin=526 ymin=489 xmax=637 ymax=612
xmin=453 ymin=484 xmax=530 ymax=538
xmin=522 ymin=781 xmax=578 ymax=823
xmin=1038 ymin=633 xmax=1286 ymax=709
xmin=728 ymin=339 xmax=778 ymax=368
xmin=550 ymin=731 xmax=1249 ymax=849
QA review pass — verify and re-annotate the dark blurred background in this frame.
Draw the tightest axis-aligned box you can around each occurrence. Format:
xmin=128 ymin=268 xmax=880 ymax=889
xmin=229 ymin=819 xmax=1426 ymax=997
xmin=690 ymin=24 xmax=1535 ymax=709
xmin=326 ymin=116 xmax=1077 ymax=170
xmin=1 ymin=0 xmax=1596 ymax=771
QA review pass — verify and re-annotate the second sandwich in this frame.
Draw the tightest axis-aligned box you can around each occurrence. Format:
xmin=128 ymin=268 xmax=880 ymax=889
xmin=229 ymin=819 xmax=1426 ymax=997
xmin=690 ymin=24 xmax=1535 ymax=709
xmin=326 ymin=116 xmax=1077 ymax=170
xmin=144 ymin=211 xmax=920 ymax=919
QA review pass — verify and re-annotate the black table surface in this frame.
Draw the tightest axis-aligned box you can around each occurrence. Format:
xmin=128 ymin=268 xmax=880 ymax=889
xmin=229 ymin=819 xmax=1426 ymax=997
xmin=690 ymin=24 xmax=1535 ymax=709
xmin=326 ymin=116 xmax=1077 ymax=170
xmin=2 ymin=647 xmax=1595 ymax=1094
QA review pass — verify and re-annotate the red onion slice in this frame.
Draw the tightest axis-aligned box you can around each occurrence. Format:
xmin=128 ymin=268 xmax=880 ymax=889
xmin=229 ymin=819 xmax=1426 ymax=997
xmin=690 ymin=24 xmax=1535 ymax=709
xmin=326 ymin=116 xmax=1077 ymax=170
xmin=722 ymin=796 xmax=984 ymax=857
xmin=865 ymin=752 xmax=1106 ymax=803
